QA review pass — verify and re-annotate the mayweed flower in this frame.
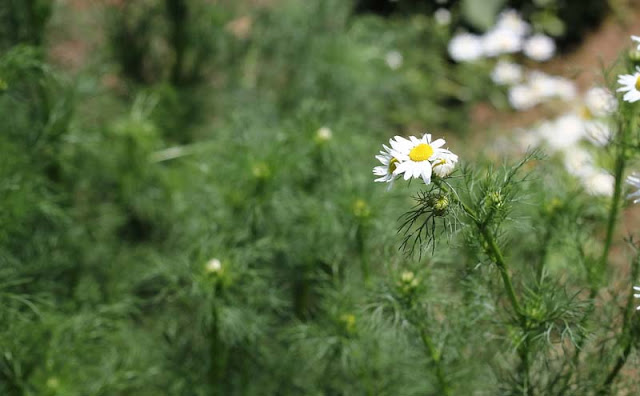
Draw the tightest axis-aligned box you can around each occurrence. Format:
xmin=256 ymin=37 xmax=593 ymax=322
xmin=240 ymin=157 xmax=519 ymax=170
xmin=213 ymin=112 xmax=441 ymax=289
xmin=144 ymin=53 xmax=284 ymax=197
xmin=206 ymin=258 xmax=223 ymax=274
xmin=491 ymin=60 xmax=523 ymax=85
xmin=448 ymin=32 xmax=483 ymax=62
xmin=581 ymin=169 xmax=614 ymax=197
xmin=584 ymin=87 xmax=617 ymax=118
xmin=584 ymin=120 xmax=613 ymax=147
xmin=373 ymin=143 xmax=401 ymax=188
xmin=632 ymin=35 xmax=640 ymax=51
xmin=539 ymin=113 xmax=585 ymax=151
xmin=508 ymin=84 xmax=537 ymax=110
xmin=389 ymin=134 xmax=457 ymax=184
xmin=627 ymin=174 xmax=640 ymax=203
xmin=434 ymin=8 xmax=451 ymax=26
xmin=495 ymin=9 xmax=530 ymax=37
xmin=315 ymin=126 xmax=333 ymax=143
xmin=617 ymin=67 xmax=640 ymax=103
xmin=374 ymin=134 xmax=458 ymax=186
xmin=385 ymin=51 xmax=403 ymax=70
xmin=482 ymin=27 xmax=523 ymax=57
xmin=523 ymin=34 xmax=556 ymax=61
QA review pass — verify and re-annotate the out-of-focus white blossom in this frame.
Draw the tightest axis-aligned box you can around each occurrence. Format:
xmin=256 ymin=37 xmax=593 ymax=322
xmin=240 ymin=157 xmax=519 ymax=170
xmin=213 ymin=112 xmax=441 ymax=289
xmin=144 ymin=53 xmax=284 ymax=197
xmin=563 ymin=147 xmax=594 ymax=178
xmin=491 ymin=60 xmax=523 ymax=85
xmin=448 ymin=32 xmax=483 ymax=62
xmin=508 ymin=84 xmax=537 ymax=110
xmin=632 ymin=35 xmax=640 ymax=51
xmin=482 ymin=27 xmax=523 ymax=57
xmin=523 ymin=34 xmax=556 ymax=61
xmin=584 ymin=87 xmax=617 ymax=117
xmin=584 ymin=120 xmax=613 ymax=147
xmin=315 ymin=126 xmax=333 ymax=142
xmin=538 ymin=113 xmax=585 ymax=151
xmin=627 ymin=174 xmax=640 ymax=203
xmin=385 ymin=51 xmax=403 ymax=70
xmin=495 ymin=9 xmax=530 ymax=37
xmin=434 ymin=8 xmax=451 ymax=25
xmin=581 ymin=169 xmax=614 ymax=197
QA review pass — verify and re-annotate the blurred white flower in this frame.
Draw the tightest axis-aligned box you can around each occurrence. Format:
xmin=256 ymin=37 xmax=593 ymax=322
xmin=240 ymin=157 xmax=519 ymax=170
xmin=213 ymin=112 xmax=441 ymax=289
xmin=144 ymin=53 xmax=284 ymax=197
xmin=523 ymin=34 xmax=556 ymax=61
xmin=627 ymin=174 xmax=640 ymax=203
xmin=388 ymin=134 xmax=455 ymax=185
xmin=617 ymin=67 xmax=640 ymax=103
xmin=581 ymin=169 xmax=614 ymax=197
xmin=434 ymin=8 xmax=451 ymax=26
xmin=540 ymin=113 xmax=585 ymax=151
xmin=315 ymin=126 xmax=332 ymax=142
xmin=632 ymin=35 xmax=640 ymax=51
xmin=206 ymin=258 xmax=222 ymax=274
xmin=584 ymin=120 xmax=613 ymax=146
xmin=516 ymin=127 xmax=540 ymax=151
xmin=385 ymin=50 xmax=403 ymax=70
xmin=448 ymin=32 xmax=483 ymax=62
xmin=491 ymin=60 xmax=523 ymax=85
xmin=495 ymin=9 xmax=530 ymax=37
xmin=431 ymin=151 xmax=459 ymax=178
xmin=563 ymin=147 xmax=594 ymax=177
xmin=552 ymin=77 xmax=577 ymax=100
xmin=373 ymin=143 xmax=400 ymax=188
xmin=482 ymin=27 xmax=523 ymax=57
xmin=584 ymin=86 xmax=617 ymax=117
xmin=508 ymin=84 xmax=537 ymax=110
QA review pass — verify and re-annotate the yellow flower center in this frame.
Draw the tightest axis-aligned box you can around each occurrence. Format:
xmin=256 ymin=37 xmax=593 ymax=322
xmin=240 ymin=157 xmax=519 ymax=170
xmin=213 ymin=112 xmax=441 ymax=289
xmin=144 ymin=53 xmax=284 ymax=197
xmin=409 ymin=143 xmax=434 ymax=162
xmin=635 ymin=75 xmax=640 ymax=91
xmin=388 ymin=157 xmax=399 ymax=173
xmin=580 ymin=106 xmax=593 ymax=120
xmin=433 ymin=158 xmax=447 ymax=167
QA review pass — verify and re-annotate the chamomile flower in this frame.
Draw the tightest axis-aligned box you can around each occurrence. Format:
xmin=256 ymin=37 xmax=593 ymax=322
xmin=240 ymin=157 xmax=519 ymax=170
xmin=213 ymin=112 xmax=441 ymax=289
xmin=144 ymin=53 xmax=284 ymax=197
xmin=584 ymin=87 xmax=617 ymax=117
xmin=508 ymin=84 xmax=537 ymax=110
xmin=448 ymin=32 xmax=483 ymax=62
xmin=523 ymin=34 xmax=556 ymax=61
xmin=385 ymin=51 xmax=403 ymax=70
xmin=632 ymin=35 xmax=640 ymax=51
xmin=431 ymin=151 xmax=459 ymax=178
xmin=617 ymin=67 xmax=640 ymax=103
xmin=627 ymin=174 xmax=640 ymax=203
xmin=373 ymin=143 xmax=401 ymax=188
xmin=482 ymin=27 xmax=523 ymax=57
xmin=389 ymin=134 xmax=452 ymax=185
xmin=491 ymin=60 xmax=523 ymax=85
xmin=495 ymin=9 xmax=530 ymax=37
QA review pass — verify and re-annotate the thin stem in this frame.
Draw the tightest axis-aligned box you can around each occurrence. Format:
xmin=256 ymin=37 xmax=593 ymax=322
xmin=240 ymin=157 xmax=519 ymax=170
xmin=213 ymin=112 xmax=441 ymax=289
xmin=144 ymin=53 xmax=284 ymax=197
xmin=420 ymin=327 xmax=451 ymax=396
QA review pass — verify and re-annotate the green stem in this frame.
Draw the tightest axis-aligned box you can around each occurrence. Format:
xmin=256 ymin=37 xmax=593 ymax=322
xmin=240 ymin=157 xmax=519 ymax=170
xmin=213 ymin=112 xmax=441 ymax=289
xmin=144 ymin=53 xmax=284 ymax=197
xmin=420 ymin=327 xmax=451 ymax=396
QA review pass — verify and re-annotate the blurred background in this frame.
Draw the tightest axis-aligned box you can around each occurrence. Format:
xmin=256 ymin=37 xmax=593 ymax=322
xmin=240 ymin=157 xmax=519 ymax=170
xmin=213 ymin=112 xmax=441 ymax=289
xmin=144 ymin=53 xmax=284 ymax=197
xmin=2 ymin=0 xmax=640 ymax=394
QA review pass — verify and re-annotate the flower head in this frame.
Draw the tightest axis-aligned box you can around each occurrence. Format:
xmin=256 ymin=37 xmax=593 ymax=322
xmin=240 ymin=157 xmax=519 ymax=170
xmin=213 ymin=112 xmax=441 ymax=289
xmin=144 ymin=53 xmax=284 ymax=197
xmin=617 ymin=67 xmax=640 ymax=103
xmin=206 ymin=258 xmax=223 ymax=274
xmin=491 ymin=60 xmax=523 ymax=85
xmin=523 ymin=34 xmax=556 ymax=61
xmin=373 ymin=143 xmax=401 ymax=189
xmin=431 ymin=151 xmax=459 ymax=178
xmin=385 ymin=50 xmax=403 ymax=70
xmin=495 ymin=9 xmax=530 ymax=37
xmin=632 ymin=35 xmax=640 ymax=51
xmin=482 ymin=27 xmax=523 ymax=57
xmin=448 ymin=33 xmax=483 ymax=62
xmin=388 ymin=134 xmax=454 ymax=185
xmin=584 ymin=87 xmax=617 ymax=118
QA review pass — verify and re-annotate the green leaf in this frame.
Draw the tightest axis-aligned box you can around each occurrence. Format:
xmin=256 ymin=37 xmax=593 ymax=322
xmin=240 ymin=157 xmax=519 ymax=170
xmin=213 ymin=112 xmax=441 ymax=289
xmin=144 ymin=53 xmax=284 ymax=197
xmin=460 ymin=0 xmax=506 ymax=31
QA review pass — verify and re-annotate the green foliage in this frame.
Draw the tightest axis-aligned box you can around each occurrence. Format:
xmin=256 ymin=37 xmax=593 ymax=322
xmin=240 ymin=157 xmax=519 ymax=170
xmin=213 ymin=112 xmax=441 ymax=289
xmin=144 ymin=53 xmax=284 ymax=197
xmin=1 ymin=0 xmax=638 ymax=395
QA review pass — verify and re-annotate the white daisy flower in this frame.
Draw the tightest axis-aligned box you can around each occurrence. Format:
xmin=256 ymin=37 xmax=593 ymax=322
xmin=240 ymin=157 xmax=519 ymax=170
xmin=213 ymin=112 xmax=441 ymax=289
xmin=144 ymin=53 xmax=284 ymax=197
xmin=523 ymin=34 xmax=556 ymax=61
xmin=385 ymin=50 xmax=403 ymax=70
xmin=448 ymin=32 xmax=483 ymax=62
xmin=581 ymin=169 xmax=614 ymax=197
xmin=508 ymin=84 xmax=538 ymax=110
xmin=373 ymin=143 xmax=401 ymax=188
xmin=431 ymin=150 xmax=459 ymax=178
xmin=584 ymin=87 xmax=617 ymax=118
xmin=482 ymin=27 xmax=523 ymax=57
xmin=495 ymin=9 xmax=530 ymax=37
xmin=491 ymin=60 xmax=523 ymax=85
xmin=632 ymin=35 xmax=640 ymax=51
xmin=584 ymin=120 xmax=613 ymax=147
xmin=434 ymin=8 xmax=451 ymax=26
xmin=389 ymin=134 xmax=452 ymax=185
xmin=206 ymin=258 xmax=222 ymax=274
xmin=315 ymin=126 xmax=332 ymax=142
xmin=617 ymin=67 xmax=640 ymax=103
xmin=562 ymin=147 xmax=594 ymax=178
xmin=539 ymin=113 xmax=585 ymax=151
xmin=627 ymin=174 xmax=640 ymax=203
